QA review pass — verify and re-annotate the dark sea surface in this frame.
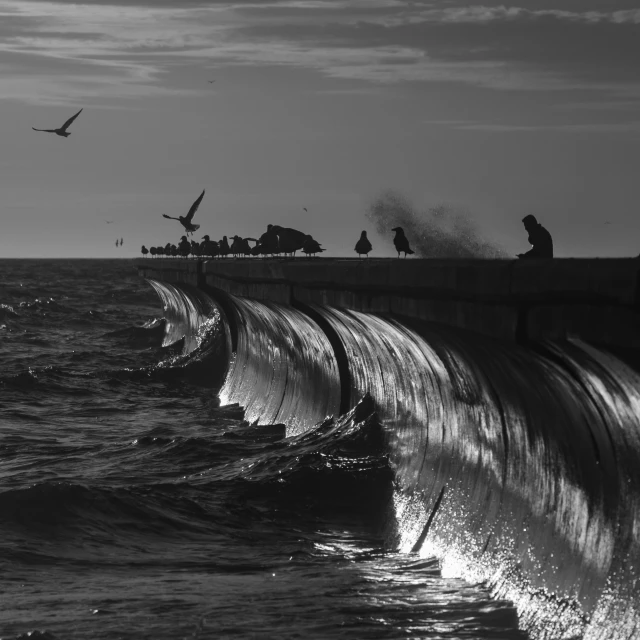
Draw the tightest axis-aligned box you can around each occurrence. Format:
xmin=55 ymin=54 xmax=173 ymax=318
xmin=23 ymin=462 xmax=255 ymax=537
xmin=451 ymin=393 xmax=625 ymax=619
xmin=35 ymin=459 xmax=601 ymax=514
xmin=0 ymin=259 xmax=526 ymax=640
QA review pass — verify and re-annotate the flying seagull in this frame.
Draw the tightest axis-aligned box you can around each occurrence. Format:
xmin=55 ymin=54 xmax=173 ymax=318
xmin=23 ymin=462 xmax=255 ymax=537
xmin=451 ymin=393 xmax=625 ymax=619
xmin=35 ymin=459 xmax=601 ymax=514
xmin=208 ymin=80 xmax=216 ymax=84
xmin=162 ymin=189 xmax=205 ymax=235
xmin=32 ymin=108 xmax=83 ymax=138
xmin=303 ymin=207 xmax=308 ymax=212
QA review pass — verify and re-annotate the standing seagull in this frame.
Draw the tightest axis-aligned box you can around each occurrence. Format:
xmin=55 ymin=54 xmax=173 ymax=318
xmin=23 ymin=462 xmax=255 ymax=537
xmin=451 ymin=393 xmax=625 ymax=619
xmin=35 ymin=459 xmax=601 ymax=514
xmin=354 ymin=230 xmax=372 ymax=258
xmin=162 ymin=189 xmax=205 ymax=235
xmin=32 ymin=109 xmax=83 ymax=138
xmin=392 ymin=227 xmax=414 ymax=258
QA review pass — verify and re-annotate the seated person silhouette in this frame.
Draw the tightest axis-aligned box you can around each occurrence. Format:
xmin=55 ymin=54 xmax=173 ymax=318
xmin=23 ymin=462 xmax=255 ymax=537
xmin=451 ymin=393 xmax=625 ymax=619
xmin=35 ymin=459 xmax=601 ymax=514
xmin=517 ymin=214 xmax=553 ymax=259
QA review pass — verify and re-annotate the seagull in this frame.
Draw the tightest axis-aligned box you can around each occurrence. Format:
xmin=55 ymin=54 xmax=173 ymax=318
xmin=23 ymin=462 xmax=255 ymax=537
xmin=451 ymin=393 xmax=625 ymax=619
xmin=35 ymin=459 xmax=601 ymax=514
xmin=303 ymin=207 xmax=308 ymax=212
xmin=162 ymin=189 xmax=205 ymax=235
xmin=355 ymin=230 xmax=372 ymax=257
xmin=32 ymin=108 xmax=83 ymax=138
xmin=302 ymin=235 xmax=324 ymax=257
xmin=208 ymin=80 xmax=216 ymax=84
xmin=392 ymin=227 xmax=414 ymax=258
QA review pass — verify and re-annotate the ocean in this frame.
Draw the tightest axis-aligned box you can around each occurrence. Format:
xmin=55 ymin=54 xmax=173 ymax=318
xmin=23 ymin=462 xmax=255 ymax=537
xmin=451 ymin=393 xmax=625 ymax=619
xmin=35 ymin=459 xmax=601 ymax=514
xmin=0 ymin=258 xmax=527 ymax=640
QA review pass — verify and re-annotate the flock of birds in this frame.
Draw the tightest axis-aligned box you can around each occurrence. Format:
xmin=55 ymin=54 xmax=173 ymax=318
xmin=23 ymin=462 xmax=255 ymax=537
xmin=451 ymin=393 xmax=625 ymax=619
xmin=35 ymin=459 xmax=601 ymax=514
xmin=31 ymin=108 xmax=416 ymax=260
xmin=140 ymin=224 xmax=414 ymax=259
xmin=147 ymin=188 xmax=416 ymax=259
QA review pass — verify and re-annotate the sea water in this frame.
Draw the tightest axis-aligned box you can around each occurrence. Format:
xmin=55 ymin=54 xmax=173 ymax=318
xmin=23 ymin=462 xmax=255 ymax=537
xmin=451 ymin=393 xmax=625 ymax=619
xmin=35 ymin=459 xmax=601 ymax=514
xmin=0 ymin=259 xmax=526 ymax=639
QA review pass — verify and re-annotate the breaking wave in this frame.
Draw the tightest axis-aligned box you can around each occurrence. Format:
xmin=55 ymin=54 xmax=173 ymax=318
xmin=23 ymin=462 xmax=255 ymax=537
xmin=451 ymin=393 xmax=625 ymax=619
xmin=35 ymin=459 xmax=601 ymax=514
xmin=142 ymin=277 xmax=640 ymax=640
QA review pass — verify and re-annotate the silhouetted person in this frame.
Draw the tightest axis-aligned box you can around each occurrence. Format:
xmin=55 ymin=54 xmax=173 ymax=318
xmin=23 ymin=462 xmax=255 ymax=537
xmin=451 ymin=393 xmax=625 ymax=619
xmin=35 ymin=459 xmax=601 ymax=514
xmin=302 ymin=235 xmax=324 ymax=257
xmin=517 ymin=215 xmax=553 ymax=259
xmin=162 ymin=189 xmax=205 ymax=236
xmin=392 ymin=227 xmax=414 ymax=258
xmin=32 ymin=108 xmax=83 ymax=138
xmin=355 ymin=230 xmax=372 ymax=257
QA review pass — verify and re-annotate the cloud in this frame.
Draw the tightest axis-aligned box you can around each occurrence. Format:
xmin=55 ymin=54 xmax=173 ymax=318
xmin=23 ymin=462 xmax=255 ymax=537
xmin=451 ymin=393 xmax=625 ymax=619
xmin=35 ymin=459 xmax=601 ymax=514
xmin=428 ymin=120 xmax=640 ymax=134
xmin=2 ymin=0 xmax=640 ymax=106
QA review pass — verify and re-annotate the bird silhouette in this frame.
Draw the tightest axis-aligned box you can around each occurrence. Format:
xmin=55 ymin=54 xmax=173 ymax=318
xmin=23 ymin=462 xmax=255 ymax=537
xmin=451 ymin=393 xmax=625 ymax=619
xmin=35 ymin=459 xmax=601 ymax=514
xmin=105 ymin=220 xmax=114 ymax=224
xmin=141 ymin=245 xmax=149 ymax=257
xmin=271 ymin=225 xmax=307 ymax=256
xmin=162 ymin=189 xmax=205 ymax=235
xmin=303 ymin=207 xmax=308 ymax=212
xmin=355 ymin=230 xmax=372 ymax=257
xmin=208 ymin=80 xmax=216 ymax=84
xmin=392 ymin=227 xmax=414 ymax=258
xmin=302 ymin=235 xmax=324 ymax=257
xmin=32 ymin=109 xmax=83 ymax=137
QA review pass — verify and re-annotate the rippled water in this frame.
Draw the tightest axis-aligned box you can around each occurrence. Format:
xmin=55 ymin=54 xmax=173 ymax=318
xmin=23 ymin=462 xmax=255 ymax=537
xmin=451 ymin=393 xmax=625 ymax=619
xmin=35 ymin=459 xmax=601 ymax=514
xmin=0 ymin=259 xmax=526 ymax=639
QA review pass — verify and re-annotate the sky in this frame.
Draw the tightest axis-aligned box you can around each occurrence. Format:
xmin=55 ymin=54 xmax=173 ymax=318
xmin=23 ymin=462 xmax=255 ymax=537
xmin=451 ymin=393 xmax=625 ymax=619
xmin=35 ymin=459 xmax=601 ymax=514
xmin=1 ymin=0 xmax=640 ymax=258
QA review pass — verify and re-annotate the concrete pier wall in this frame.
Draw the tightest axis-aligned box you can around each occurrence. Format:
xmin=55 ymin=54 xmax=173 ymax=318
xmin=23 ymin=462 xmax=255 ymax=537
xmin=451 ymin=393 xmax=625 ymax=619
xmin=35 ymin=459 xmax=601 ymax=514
xmin=135 ymin=257 xmax=640 ymax=349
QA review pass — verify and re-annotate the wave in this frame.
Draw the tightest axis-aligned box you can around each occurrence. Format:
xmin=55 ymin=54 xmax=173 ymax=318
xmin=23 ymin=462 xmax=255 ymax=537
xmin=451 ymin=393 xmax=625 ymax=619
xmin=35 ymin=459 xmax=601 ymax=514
xmin=143 ymin=277 xmax=640 ymax=640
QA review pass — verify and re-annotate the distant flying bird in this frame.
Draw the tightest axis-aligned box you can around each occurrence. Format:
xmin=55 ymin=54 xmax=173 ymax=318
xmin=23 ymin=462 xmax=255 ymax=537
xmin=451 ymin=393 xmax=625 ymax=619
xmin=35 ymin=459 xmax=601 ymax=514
xmin=32 ymin=108 xmax=83 ymax=138
xmin=392 ymin=227 xmax=414 ymax=258
xmin=162 ymin=189 xmax=205 ymax=235
xmin=120 ymin=237 xmax=123 ymax=246
xmin=303 ymin=207 xmax=308 ymax=212
xmin=355 ymin=230 xmax=372 ymax=257
xmin=105 ymin=220 xmax=114 ymax=224
xmin=208 ymin=80 xmax=216 ymax=84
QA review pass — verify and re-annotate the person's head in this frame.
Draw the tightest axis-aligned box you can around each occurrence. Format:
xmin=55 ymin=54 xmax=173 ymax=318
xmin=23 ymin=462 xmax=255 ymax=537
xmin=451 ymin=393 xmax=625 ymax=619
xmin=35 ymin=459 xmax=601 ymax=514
xmin=522 ymin=214 xmax=538 ymax=231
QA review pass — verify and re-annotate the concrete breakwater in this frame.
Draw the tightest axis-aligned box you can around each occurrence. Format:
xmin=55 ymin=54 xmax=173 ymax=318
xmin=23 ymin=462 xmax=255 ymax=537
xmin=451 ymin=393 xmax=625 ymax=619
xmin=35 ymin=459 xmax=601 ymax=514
xmin=135 ymin=257 xmax=640 ymax=640
xmin=136 ymin=257 xmax=640 ymax=348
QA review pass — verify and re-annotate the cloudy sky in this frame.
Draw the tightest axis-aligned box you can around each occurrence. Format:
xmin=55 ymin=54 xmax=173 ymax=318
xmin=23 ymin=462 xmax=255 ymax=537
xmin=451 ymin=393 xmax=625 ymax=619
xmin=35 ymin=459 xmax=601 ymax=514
xmin=1 ymin=0 xmax=639 ymax=258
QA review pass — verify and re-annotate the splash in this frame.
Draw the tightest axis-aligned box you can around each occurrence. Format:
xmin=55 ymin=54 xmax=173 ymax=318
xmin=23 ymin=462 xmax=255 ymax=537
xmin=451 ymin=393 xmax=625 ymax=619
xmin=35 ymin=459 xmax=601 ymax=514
xmin=366 ymin=190 xmax=506 ymax=258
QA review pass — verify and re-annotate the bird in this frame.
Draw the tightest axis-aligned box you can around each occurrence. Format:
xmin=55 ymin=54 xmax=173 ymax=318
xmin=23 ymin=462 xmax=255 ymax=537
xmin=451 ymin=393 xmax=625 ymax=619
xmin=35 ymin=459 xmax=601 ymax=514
xmin=271 ymin=225 xmax=307 ymax=256
xmin=32 ymin=108 xmax=83 ymax=138
xmin=208 ymin=80 xmax=216 ymax=84
xmin=162 ymin=189 xmax=205 ymax=235
xmin=120 ymin=237 xmax=123 ymax=246
xmin=355 ymin=230 xmax=372 ymax=257
xmin=105 ymin=220 xmax=114 ymax=224
xmin=392 ymin=227 xmax=414 ymax=258
xmin=303 ymin=207 xmax=308 ymax=212
xmin=178 ymin=236 xmax=191 ymax=258
xmin=219 ymin=235 xmax=230 ymax=257
xmin=141 ymin=245 xmax=148 ymax=257
xmin=302 ymin=235 xmax=324 ymax=257
xmin=252 ymin=225 xmax=279 ymax=256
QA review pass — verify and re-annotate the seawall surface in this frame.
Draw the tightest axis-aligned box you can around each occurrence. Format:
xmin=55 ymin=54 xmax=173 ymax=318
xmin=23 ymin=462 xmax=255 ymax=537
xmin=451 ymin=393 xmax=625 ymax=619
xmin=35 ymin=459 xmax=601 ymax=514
xmin=136 ymin=257 xmax=640 ymax=640
xmin=135 ymin=257 xmax=640 ymax=348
